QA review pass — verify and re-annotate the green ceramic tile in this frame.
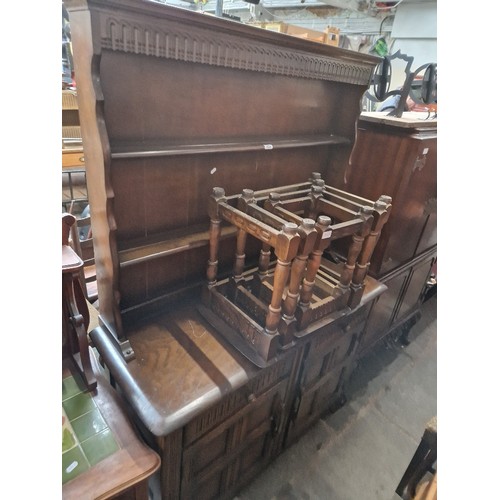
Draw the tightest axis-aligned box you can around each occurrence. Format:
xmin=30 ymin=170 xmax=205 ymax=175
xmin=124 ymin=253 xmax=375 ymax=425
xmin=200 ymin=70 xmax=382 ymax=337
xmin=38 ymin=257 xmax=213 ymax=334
xmin=62 ymin=375 xmax=82 ymax=401
xmin=63 ymin=392 xmax=96 ymax=421
xmin=62 ymin=446 xmax=90 ymax=484
xmin=62 ymin=407 xmax=78 ymax=453
xmin=71 ymin=408 xmax=108 ymax=442
xmin=80 ymin=428 xmax=119 ymax=466
xmin=62 ymin=426 xmax=77 ymax=453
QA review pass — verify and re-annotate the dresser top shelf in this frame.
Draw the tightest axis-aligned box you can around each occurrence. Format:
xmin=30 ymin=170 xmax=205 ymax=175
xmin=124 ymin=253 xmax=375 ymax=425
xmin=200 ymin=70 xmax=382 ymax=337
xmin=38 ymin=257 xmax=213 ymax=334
xmin=110 ymin=134 xmax=351 ymax=159
xmin=360 ymin=112 xmax=437 ymax=129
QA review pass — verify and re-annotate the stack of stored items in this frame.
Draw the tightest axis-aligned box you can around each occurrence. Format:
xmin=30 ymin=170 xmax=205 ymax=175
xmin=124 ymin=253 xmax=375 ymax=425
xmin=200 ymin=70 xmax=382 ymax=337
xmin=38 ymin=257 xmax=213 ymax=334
xmin=200 ymin=173 xmax=391 ymax=365
xmin=249 ymin=22 xmax=341 ymax=47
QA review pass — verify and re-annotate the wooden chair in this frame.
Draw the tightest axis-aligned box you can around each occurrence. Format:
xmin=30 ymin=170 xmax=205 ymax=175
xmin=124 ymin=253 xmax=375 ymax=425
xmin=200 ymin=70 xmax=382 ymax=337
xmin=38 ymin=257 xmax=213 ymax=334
xmin=69 ymin=208 xmax=98 ymax=304
xmin=396 ymin=416 xmax=437 ymax=499
xmin=62 ymin=213 xmax=97 ymax=391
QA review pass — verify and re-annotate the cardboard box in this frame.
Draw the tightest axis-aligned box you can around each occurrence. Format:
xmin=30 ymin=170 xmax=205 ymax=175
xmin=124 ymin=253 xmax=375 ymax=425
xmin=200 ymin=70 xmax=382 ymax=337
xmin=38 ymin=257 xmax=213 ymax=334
xmin=250 ymin=22 xmax=340 ymax=47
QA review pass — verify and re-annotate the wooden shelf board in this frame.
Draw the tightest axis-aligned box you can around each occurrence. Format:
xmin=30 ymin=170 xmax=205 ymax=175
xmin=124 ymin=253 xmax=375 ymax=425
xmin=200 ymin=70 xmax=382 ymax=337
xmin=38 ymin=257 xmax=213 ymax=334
xmin=110 ymin=134 xmax=350 ymax=159
xmin=119 ymin=224 xmax=237 ymax=267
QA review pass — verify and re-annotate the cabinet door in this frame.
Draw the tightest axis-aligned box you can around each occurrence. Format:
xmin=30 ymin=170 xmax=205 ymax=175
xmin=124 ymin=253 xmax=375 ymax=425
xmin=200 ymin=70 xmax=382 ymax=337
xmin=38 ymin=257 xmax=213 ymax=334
xmin=287 ymin=362 xmax=347 ymax=446
xmin=359 ymin=252 xmax=436 ymax=357
xmin=379 ymin=135 xmax=436 ymax=273
xmin=393 ymin=255 xmax=435 ymax=324
xmin=181 ymin=378 xmax=288 ymax=500
xmin=285 ymin=310 xmax=367 ymax=446
xmin=359 ymin=268 xmax=410 ymax=355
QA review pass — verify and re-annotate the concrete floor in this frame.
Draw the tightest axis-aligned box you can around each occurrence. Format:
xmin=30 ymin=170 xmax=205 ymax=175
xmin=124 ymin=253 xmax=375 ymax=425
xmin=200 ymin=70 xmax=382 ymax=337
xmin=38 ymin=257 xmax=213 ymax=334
xmin=235 ymin=294 xmax=437 ymax=500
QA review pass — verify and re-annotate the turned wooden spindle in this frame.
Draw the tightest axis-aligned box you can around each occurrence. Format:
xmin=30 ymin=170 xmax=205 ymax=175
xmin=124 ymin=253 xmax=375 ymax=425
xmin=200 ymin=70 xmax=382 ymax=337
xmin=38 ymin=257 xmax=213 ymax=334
xmin=266 ymin=192 xmax=282 ymax=210
xmin=299 ymin=215 xmax=332 ymax=308
xmin=350 ymin=196 xmax=392 ymax=304
xmin=207 ymin=187 xmax=226 ymax=287
xmin=307 ymin=184 xmax=324 ymax=220
xmin=310 ymin=171 xmax=322 ymax=185
xmin=258 ymin=243 xmax=272 ymax=279
xmin=265 ymin=222 xmax=299 ymax=336
xmin=258 ymin=192 xmax=280 ymax=279
xmin=282 ymin=218 xmax=317 ymax=320
xmin=338 ymin=205 xmax=374 ymax=290
xmin=232 ymin=228 xmax=247 ymax=287
xmin=232 ymin=189 xmax=255 ymax=284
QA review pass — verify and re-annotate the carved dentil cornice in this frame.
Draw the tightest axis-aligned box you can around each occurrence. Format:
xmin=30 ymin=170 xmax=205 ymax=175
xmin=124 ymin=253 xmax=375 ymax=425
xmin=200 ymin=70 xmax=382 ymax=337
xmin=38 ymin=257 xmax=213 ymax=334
xmin=100 ymin=12 xmax=374 ymax=85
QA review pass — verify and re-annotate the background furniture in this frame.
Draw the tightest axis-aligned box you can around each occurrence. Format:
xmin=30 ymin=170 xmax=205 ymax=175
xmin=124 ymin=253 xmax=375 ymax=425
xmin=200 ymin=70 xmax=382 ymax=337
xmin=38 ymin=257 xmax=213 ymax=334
xmin=69 ymin=209 xmax=98 ymax=304
xmin=62 ymin=215 xmax=160 ymax=499
xmin=62 ymin=213 xmax=96 ymax=391
xmin=65 ymin=1 xmax=387 ymax=498
xmin=335 ymin=112 xmax=437 ymax=355
xmin=62 ymin=90 xmax=87 ymax=213
xmin=395 ymin=416 xmax=437 ymax=500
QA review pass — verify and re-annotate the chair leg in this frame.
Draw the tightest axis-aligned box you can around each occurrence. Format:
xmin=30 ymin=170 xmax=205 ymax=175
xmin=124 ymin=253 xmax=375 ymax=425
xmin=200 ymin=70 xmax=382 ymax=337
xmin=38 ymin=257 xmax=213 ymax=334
xmin=396 ymin=424 xmax=437 ymax=499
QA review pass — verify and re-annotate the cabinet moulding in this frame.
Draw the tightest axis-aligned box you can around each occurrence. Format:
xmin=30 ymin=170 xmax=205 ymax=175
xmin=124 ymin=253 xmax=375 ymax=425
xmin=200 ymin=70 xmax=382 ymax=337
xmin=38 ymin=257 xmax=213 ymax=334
xmin=101 ymin=14 xmax=373 ymax=85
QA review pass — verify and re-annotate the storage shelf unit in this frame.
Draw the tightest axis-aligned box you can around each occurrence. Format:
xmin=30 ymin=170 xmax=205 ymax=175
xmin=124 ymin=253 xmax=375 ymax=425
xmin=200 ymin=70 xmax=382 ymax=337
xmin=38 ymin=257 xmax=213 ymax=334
xmin=110 ymin=134 xmax=350 ymax=159
xmin=65 ymin=1 xmax=385 ymax=498
xmin=337 ymin=111 xmax=437 ymax=354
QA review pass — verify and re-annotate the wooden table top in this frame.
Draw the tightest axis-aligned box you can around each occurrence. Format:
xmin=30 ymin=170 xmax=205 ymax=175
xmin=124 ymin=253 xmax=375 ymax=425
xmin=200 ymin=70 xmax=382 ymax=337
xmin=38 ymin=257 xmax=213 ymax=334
xmin=90 ymin=276 xmax=386 ymax=438
xmin=90 ymin=302 xmax=258 ymax=437
xmin=359 ymin=111 xmax=437 ymax=128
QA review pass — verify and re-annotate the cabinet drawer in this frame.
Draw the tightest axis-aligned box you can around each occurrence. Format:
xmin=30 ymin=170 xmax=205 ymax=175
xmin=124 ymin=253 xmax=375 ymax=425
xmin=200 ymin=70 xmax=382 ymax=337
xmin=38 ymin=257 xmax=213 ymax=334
xmin=183 ymin=349 xmax=296 ymax=447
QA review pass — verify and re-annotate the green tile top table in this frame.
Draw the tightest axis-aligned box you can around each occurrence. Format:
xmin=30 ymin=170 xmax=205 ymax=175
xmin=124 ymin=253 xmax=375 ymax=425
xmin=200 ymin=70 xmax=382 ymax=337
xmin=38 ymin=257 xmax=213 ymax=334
xmin=62 ymin=351 xmax=160 ymax=500
xmin=62 ymin=373 xmax=119 ymax=484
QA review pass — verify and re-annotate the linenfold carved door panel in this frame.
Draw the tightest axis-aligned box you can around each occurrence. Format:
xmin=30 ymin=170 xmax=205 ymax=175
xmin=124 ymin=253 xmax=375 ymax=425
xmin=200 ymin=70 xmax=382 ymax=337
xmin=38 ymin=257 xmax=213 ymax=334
xmin=181 ymin=378 xmax=288 ymax=500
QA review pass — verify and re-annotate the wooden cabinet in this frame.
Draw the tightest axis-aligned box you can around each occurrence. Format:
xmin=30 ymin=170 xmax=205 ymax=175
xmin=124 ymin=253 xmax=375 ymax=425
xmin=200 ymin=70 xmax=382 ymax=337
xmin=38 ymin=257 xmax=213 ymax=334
xmin=90 ymin=281 xmax=384 ymax=500
xmin=333 ymin=112 xmax=437 ymax=352
xmin=90 ymin=308 xmax=302 ymax=500
xmin=65 ymin=1 xmax=386 ymax=498
xmin=64 ymin=0 xmax=380 ymax=361
xmin=286 ymin=301 xmax=371 ymax=446
xmin=181 ymin=377 xmax=288 ymax=500
xmin=338 ymin=112 xmax=437 ymax=277
xmin=358 ymin=248 xmax=436 ymax=356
